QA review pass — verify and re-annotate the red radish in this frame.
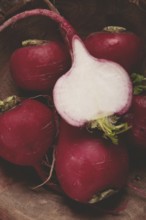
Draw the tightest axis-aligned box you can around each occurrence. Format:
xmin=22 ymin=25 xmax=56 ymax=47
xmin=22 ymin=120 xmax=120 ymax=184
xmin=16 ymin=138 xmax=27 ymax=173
xmin=53 ymin=36 xmax=132 ymax=143
xmin=10 ymin=39 xmax=71 ymax=92
xmin=0 ymin=9 xmax=132 ymax=143
xmin=125 ymin=95 xmax=146 ymax=149
xmin=0 ymin=98 xmax=55 ymax=177
xmin=84 ymin=26 xmax=144 ymax=72
xmin=55 ymin=120 xmax=129 ymax=203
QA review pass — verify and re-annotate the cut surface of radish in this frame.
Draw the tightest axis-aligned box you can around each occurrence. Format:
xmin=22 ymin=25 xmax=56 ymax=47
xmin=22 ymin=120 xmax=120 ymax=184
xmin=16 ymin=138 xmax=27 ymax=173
xmin=53 ymin=36 xmax=132 ymax=127
xmin=0 ymin=8 xmax=132 ymax=132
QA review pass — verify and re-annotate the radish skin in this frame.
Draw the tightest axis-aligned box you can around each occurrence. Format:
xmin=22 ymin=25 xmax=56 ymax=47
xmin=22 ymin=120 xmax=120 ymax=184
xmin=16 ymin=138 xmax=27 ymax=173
xmin=84 ymin=26 xmax=144 ymax=72
xmin=55 ymin=120 xmax=129 ymax=203
xmin=0 ymin=99 xmax=55 ymax=167
xmin=125 ymin=95 xmax=146 ymax=149
xmin=0 ymin=98 xmax=57 ymax=192
xmin=53 ymin=36 xmax=132 ymax=126
xmin=0 ymin=9 xmax=132 ymax=142
xmin=10 ymin=40 xmax=71 ymax=92
xmin=0 ymin=9 xmax=76 ymax=48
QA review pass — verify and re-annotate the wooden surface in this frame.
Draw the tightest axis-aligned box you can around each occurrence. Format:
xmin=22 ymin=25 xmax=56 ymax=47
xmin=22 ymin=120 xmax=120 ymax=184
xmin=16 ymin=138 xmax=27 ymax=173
xmin=1 ymin=159 xmax=146 ymax=220
xmin=1 ymin=1 xmax=146 ymax=219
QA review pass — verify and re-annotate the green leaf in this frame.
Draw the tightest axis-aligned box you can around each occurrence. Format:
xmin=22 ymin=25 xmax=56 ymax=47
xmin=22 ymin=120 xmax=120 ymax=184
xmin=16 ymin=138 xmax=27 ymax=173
xmin=88 ymin=116 xmax=131 ymax=145
xmin=131 ymin=73 xmax=146 ymax=95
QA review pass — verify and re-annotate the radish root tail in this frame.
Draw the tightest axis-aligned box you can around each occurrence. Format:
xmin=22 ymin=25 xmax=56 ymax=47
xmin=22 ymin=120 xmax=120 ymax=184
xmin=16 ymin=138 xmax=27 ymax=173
xmin=32 ymin=150 xmax=56 ymax=190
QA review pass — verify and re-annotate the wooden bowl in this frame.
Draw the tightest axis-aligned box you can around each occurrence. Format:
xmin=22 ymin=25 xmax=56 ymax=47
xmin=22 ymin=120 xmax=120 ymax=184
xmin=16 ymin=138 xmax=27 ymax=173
xmin=1 ymin=1 xmax=146 ymax=219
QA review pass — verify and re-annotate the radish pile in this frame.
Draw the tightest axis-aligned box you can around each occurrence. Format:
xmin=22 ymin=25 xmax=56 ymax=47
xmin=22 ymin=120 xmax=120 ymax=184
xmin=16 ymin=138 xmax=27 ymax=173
xmin=0 ymin=5 xmax=146 ymax=208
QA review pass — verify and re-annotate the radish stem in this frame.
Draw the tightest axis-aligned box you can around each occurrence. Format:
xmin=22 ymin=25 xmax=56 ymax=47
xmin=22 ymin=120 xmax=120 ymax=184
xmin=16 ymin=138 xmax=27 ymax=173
xmin=89 ymin=116 xmax=131 ymax=144
xmin=0 ymin=95 xmax=21 ymax=112
xmin=89 ymin=189 xmax=118 ymax=204
xmin=43 ymin=0 xmax=60 ymax=14
xmin=103 ymin=26 xmax=127 ymax=33
xmin=0 ymin=9 xmax=77 ymax=49
xmin=22 ymin=39 xmax=48 ymax=46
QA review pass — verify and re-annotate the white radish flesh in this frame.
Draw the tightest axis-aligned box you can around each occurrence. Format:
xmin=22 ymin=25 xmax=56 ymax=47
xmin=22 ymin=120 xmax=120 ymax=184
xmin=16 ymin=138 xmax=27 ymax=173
xmin=53 ymin=36 xmax=133 ymax=127
xmin=0 ymin=9 xmax=132 ymax=141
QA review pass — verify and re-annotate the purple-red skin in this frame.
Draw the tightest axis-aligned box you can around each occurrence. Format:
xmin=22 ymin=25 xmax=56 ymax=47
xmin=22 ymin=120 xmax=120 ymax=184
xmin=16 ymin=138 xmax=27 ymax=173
xmin=10 ymin=41 xmax=71 ymax=92
xmin=0 ymin=99 xmax=55 ymax=168
xmin=84 ymin=30 xmax=144 ymax=72
xmin=0 ymin=9 xmax=77 ymax=92
xmin=0 ymin=9 xmax=76 ymax=51
xmin=126 ymin=95 xmax=146 ymax=148
xmin=55 ymin=120 xmax=129 ymax=203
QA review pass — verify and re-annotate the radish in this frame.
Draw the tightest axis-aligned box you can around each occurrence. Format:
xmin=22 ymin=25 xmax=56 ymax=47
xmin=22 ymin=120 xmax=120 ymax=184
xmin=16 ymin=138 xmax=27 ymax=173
xmin=10 ymin=39 xmax=71 ymax=92
xmin=84 ymin=26 xmax=144 ymax=72
xmin=121 ymin=73 xmax=146 ymax=146
xmin=0 ymin=9 xmax=132 ymax=143
xmin=55 ymin=120 xmax=129 ymax=204
xmin=0 ymin=98 xmax=56 ymax=179
xmin=53 ymin=36 xmax=132 ymax=143
xmin=125 ymin=95 xmax=146 ymax=149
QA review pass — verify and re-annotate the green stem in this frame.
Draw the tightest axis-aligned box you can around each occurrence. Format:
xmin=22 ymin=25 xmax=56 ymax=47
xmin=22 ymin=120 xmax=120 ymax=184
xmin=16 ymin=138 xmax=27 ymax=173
xmin=103 ymin=26 xmax=127 ymax=33
xmin=89 ymin=189 xmax=118 ymax=204
xmin=88 ymin=116 xmax=131 ymax=145
xmin=22 ymin=39 xmax=48 ymax=47
xmin=0 ymin=95 xmax=21 ymax=112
